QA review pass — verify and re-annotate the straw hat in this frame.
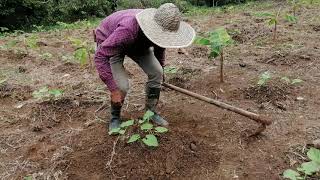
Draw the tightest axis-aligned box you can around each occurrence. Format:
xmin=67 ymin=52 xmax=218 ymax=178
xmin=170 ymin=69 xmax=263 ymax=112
xmin=136 ymin=3 xmax=196 ymax=48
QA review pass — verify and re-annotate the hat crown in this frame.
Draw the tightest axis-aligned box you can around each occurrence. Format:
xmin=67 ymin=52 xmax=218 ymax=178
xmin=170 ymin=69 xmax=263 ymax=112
xmin=154 ymin=3 xmax=181 ymax=32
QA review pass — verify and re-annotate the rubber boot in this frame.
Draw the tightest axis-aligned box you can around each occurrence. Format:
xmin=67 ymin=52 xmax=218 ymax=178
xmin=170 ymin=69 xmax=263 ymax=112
xmin=146 ymin=87 xmax=169 ymax=126
xmin=109 ymin=102 xmax=121 ymax=131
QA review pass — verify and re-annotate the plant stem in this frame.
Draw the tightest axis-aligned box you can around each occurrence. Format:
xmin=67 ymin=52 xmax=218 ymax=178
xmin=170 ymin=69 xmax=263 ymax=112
xmin=220 ymin=49 xmax=224 ymax=83
xmin=274 ymin=7 xmax=282 ymax=41
xmin=273 ymin=21 xmax=277 ymax=41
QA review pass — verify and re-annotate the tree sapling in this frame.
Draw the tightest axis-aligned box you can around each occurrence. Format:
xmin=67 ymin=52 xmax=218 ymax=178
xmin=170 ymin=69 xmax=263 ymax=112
xmin=195 ymin=27 xmax=234 ymax=83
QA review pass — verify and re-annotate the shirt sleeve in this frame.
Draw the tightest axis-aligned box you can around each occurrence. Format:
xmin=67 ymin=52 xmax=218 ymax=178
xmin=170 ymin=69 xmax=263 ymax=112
xmin=94 ymin=24 xmax=135 ymax=92
xmin=154 ymin=45 xmax=166 ymax=67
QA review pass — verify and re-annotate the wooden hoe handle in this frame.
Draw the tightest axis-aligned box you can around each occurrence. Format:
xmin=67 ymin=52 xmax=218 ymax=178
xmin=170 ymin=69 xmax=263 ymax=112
xmin=162 ymin=82 xmax=272 ymax=126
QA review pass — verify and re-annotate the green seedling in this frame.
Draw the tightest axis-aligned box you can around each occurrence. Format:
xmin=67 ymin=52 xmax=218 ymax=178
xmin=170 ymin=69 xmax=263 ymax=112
xmin=109 ymin=110 xmax=168 ymax=148
xmin=285 ymin=14 xmax=298 ymax=23
xmin=32 ymin=86 xmax=63 ymax=101
xmin=0 ymin=40 xmax=18 ymax=50
xmin=283 ymin=148 xmax=320 ymax=180
xmin=257 ymin=71 xmax=272 ymax=86
xmin=0 ymin=78 xmax=7 ymax=85
xmin=255 ymin=8 xmax=282 ymax=40
xmin=25 ymin=34 xmax=39 ymax=49
xmin=195 ymin=27 xmax=234 ymax=83
xmin=69 ymin=37 xmax=92 ymax=67
xmin=281 ymin=77 xmax=303 ymax=85
xmin=40 ymin=52 xmax=53 ymax=60
xmin=164 ymin=66 xmax=178 ymax=74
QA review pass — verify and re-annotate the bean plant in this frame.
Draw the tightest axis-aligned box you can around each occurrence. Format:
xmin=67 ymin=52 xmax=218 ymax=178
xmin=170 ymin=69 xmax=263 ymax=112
xmin=195 ymin=27 xmax=234 ymax=83
xmin=109 ymin=110 xmax=168 ymax=147
xmin=283 ymin=148 xmax=320 ymax=180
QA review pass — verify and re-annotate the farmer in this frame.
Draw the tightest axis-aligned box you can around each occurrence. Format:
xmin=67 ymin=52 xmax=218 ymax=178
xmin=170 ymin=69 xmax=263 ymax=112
xmin=94 ymin=3 xmax=195 ymax=131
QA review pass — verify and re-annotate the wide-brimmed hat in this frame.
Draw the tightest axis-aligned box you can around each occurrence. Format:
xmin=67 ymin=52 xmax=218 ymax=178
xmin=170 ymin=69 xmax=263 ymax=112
xmin=136 ymin=3 xmax=196 ymax=48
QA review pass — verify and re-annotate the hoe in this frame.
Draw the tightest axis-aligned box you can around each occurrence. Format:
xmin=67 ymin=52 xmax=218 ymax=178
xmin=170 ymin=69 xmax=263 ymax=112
xmin=162 ymin=82 xmax=272 ymax=136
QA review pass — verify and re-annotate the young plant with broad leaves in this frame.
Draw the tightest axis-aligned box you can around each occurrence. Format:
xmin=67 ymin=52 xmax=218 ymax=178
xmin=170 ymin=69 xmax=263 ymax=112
xmin=283 ymin=148 xmax=320 ymax=180
xmin=255 ymin=8 xmax=297 ymax=41
xmin=257 ymin=71 xmax=272 ymax=86
xmin=69 ymin=37 xmax=95 ymax=67
xmin=255 ymin=8 xmax=282 ymax=40
xmin=195 ymin=27 xmax=234 ymax=83
xmin=281 ymin=77 xmax=303 ymax=85
xmin=24 ymin=34 xmax=39 ymax=53
xmin=109 ymin=110 xmax=168 ymax=148
xmin=32 ymin=86 xmax=63 ymax=102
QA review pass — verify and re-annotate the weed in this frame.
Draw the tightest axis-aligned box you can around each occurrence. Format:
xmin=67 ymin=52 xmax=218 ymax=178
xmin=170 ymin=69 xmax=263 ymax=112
xmin=164 ymin=66 xmax=178 ymax=74
xmin=281 ymin=77 xmax=303 ymax=85
xmin=32 ymin=86 xmax=63 ymax=101
xmin=195 ymin=27 xmax=234 ymax=83
xmin=40 ymin=52 xmax=53 ymax=61
xmin=0 ymin=78 xmax=7 ymax=85
xmin=283 ymin=148 xmax=320 ymax=180
xmin=257 ymin=71 xmax=272 ymax=86
xmin=0 ymin=40 xmax=18 ymax=50
xmin=109 ymin=110 xmax=168 ymax=148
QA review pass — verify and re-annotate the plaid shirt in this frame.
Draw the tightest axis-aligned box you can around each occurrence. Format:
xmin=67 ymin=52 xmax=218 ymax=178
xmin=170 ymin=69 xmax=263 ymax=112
xmin=94 ymin=9 xmax=166 ymax=92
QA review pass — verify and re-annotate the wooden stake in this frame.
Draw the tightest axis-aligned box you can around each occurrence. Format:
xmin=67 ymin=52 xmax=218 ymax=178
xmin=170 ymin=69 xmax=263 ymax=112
xmin=220 ymin=49 xmax=224 ymax=83
xmin=163 ymin=82 xmax=272 ymax=126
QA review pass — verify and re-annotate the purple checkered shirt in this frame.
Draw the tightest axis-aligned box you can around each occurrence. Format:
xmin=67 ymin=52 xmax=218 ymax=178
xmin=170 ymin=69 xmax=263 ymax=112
xmin=94 ymin=9 xmax=166 ymax=92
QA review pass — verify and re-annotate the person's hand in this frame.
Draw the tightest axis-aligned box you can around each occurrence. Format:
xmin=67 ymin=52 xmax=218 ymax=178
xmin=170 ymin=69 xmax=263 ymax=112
xmin=111 ymin=90 xmax=123 ymax=106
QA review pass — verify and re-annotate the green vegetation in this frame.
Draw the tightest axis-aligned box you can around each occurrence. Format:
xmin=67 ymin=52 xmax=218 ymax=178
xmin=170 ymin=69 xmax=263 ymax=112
xmin=195 ymin=27 xmax=234 ymax=82
xmin=283 ymin=148 xmax=320 ymax=180
xmin=109 ymin=110 xmax=168 ymax=147
xmin=0 ymin=0 xmax=253 ymax=31
xmin=32 ymin=86 xmax=63 ymax=101
xmin=257 ymin=71 xmax=272 ymax=86
xmin=164 ymin=66 xmax=178 ymax=74
xmin=256 ymin=72 xmax=303 ymax=86
xmin=69 ymin=37 xmax=94 ymax=67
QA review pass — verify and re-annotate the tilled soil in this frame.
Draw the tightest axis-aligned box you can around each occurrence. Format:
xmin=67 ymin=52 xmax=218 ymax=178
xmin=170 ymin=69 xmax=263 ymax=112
xmin=1 ymin=1 xmax=320 ymax=180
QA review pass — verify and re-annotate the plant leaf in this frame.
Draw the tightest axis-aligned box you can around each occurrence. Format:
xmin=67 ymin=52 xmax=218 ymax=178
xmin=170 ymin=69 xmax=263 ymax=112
xmin=108 ymin=128 xmax=121 ymax=135
xmin=257 ymin=71 xmax=271 ymax=86
xmin=208 ymin=28 xmax=233 ymax=58
xmin=285 ymin=14 xmax=298 ymax=23
xmin=307 ymin=148 xmax=320 ymax=163
xmin=142 ymin=110 xmax=154 ymax=122
xmin=141 ymin=123 xmax=153 ymax=131
xmin=142 ymin=134 xmax=158 ymax=147
xmin=297 ymin=161 xmax=320 ymax=175
xmin=155 ymin=127 xmax=168 ymax=133
xmin=74 ymin=48 xmax=88 ymax=66
xmin=164 ymin=66 xmax=178 ymax=74
xmin=194 ymin=36 xmax=211 ymax=45
xmin=49 ymin=89 xmax=63 ymax=98
xmin=127 ymin=134 xmax=140 ymax=143
xmin=119 ymin=129 xmax=126 ymax=135
xmin=291 ymin=79 xmax=303 ymax=85
xmin=283 ymin=169 xmax=301 ymax=180
xmin=0 ymin=79 xmax=7 ymax=85
xmin=120 ymin=120 xmax=134 ymax=128
xmin=24 ymin=176 xmax=32 ymax=180
xmin=268 ymin=18 xmax=277 ymax=26
xmin=281 ymin=77 xmax=291 ymax=84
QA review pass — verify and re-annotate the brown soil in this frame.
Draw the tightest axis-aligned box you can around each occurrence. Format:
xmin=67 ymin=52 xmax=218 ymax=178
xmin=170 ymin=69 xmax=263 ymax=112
xmin=1 ymin=1 xmax=320 ymax=180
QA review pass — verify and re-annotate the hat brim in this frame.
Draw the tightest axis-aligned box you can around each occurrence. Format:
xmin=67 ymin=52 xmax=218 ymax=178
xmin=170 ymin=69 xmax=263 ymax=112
xmin=136 ymin=8 xmax=196 ymax=48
